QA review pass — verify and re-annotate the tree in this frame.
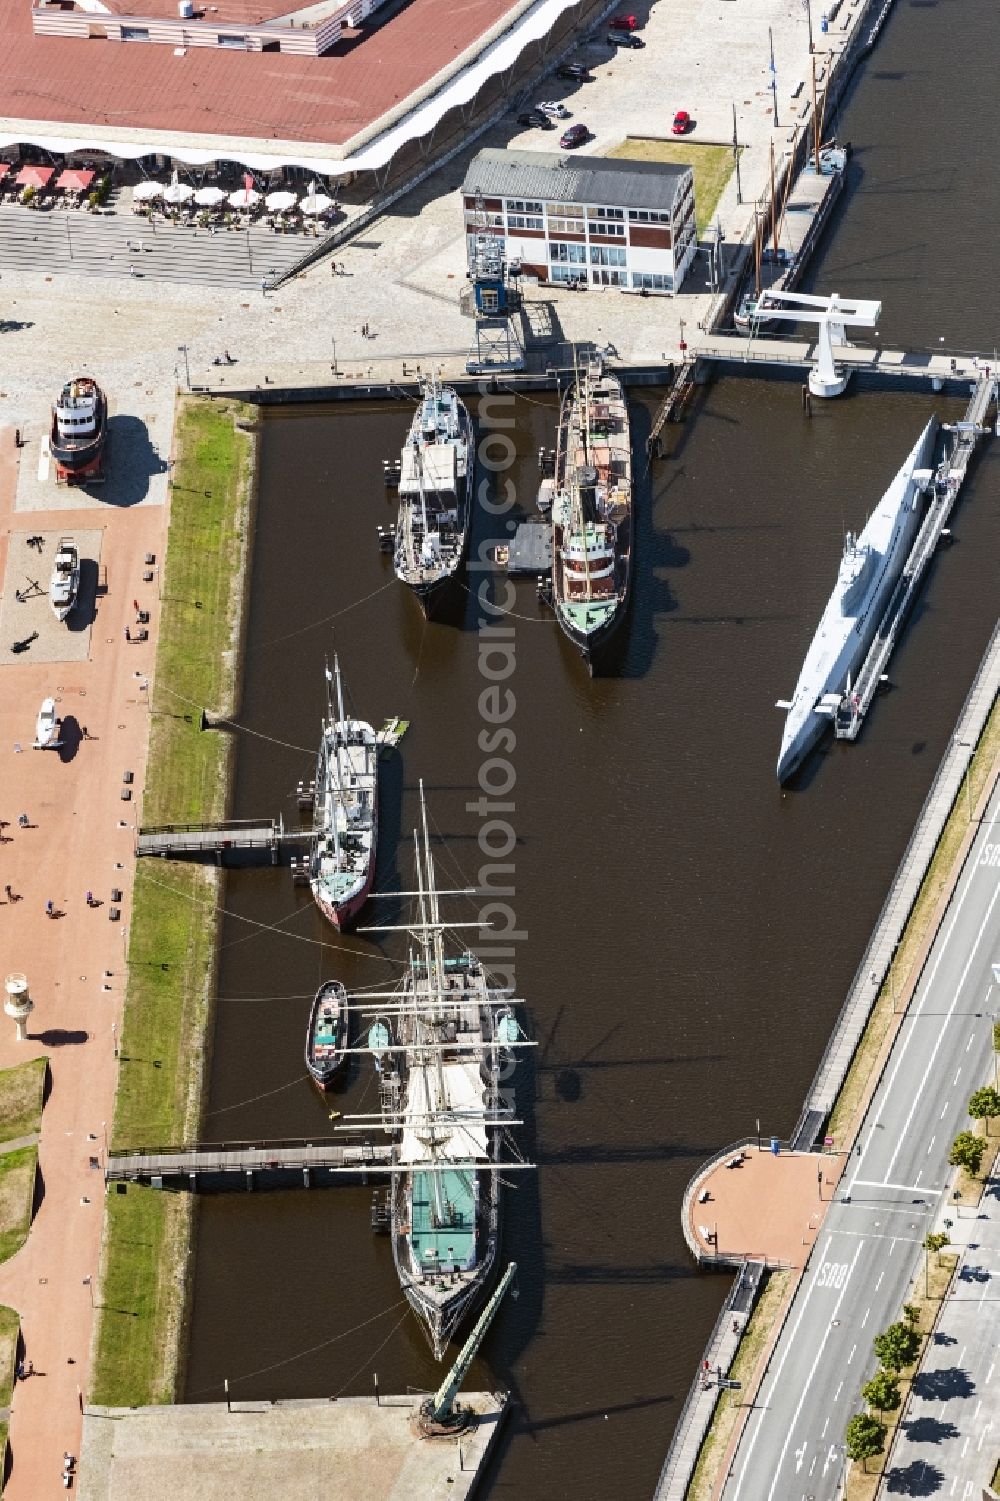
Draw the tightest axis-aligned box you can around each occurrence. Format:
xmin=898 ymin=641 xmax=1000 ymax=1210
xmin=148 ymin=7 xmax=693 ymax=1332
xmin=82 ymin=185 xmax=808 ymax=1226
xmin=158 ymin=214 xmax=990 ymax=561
xmin=873 ymin=1321 xmax=920 ymax=1372
xmin=967 ymin=1085 xmax=1000 ymax=1134
xmin=845 ymin=1411 xmax=886 ymax=1472
xmin=922 ymin=1230 xmax=950 ymax=1295
xmin=949 ymin=1130 xmax=988 ymax=1177
xmin=862 ymin=1368 xmax=901 ymax=1415
xmin=902 ymin=1302 xmax=920 ymax=1327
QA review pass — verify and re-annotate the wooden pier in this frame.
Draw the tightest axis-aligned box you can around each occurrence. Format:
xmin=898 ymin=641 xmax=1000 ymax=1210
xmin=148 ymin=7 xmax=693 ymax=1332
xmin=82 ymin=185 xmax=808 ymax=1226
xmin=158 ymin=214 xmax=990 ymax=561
xmin=135 ymin=817 xmax=311 ymax=863
xmin=106 ymin=1136 xmax=393 ymax=1189
xmin=835 ymin=373 xmax=997 ymax=741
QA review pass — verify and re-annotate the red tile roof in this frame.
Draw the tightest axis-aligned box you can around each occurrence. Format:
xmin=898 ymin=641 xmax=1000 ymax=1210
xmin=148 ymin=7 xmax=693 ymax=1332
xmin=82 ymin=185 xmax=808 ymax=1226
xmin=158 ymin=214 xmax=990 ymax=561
xmin=0 ymin=0 xmax=518 ymax=149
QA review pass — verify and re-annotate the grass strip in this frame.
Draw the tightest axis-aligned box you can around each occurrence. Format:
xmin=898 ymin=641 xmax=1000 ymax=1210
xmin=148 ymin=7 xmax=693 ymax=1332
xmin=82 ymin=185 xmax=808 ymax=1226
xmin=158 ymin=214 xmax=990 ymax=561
xmin=0 ymin=1149 xmax=37 ymax=1264
xmin=607 ymin=139 xmax=736 ymax=234
xmin=93 ymin=397 xmax=256 ymax=1406
xmin=0 ymin=1304 xmax=19 ymax=1406
xmin=0 ymin=1061 xmax=46 ymax=1142
xmin=827 ymin=690 xmax=1000 ymax=1145
xmin=687 ymin=1269 xmax=792 ymax=1501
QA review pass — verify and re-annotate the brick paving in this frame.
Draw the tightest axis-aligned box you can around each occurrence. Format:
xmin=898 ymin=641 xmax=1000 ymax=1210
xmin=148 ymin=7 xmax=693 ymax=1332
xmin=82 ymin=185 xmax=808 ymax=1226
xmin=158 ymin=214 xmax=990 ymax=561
xmin=687 ymin=1147 xmax=830 ymax=1267
xmin=0 ymin=527 xmax=103 ymax=666
xmin=0 ymin=421 xmax=168 ymax=1501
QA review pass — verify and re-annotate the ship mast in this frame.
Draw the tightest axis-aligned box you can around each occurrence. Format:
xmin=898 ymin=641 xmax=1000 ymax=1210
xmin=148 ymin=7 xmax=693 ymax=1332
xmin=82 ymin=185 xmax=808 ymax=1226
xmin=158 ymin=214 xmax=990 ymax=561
xmin=323 ymin=661 xmax=341 ymax=866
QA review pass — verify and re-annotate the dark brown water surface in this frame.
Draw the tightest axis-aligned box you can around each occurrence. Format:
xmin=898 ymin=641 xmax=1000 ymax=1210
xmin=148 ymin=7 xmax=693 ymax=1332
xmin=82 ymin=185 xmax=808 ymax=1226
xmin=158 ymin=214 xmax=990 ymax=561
xmin=183 ymin=5 xmax=1000 ymax=1495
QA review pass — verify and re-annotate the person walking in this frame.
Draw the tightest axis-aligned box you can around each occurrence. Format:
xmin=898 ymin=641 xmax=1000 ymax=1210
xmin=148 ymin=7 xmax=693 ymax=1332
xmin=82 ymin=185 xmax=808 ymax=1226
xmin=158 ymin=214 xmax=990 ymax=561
xmin=18 ymin=813 xmax=28 ymax=828
xmin=46 ymin=900 xmax=54 ymax=919
xmin=85 ymin=891 xmax=93 ymax=908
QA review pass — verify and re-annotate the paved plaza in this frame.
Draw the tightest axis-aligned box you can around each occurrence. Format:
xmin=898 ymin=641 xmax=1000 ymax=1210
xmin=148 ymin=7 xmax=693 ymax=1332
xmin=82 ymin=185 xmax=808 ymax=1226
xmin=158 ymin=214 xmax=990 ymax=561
xmin=13 ymin=392 xmax=172 ymax=514
xmin=0 ymin=527 xmax=104 ymax=667
xmin=687 ymin=1146 xmax=832 ymax=1266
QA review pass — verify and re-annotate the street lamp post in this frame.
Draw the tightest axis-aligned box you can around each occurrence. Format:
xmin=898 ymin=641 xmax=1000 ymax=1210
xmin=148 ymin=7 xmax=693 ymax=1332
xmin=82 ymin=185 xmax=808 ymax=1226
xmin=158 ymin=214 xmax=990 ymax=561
xmin=331 ymin=334 xmax=338 ymax=376
xmin=177 ymin=345 xmax=191 ymax=391
xmin=769 ymin=28 xmax=779 ymax=126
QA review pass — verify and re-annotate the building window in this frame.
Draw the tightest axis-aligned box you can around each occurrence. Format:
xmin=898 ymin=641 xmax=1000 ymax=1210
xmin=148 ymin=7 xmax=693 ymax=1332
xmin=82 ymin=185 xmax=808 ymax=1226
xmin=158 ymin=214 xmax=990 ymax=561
xmin=632 ymin=271 xmax=673 ymax=291
xmin=121 ymin=24 xmax=150 ymax=38
xmin=550 ymin=264 xmax=586 ymax=283
xmin=217 ymin=32 xmax=248 ymax=45
xmin=547 ymin=216 xmax=585 ymax=236
xmin=507 ymin=214 xmax=543 ymax=231
xmin=506 ymin=198 xmax=543 ymax=214
xmin=550 ymin=241 xmax=587 ymax=264
xmin=628 ymin=209 xmax=671 ymax=224
xmin=467 ymin=212 xmax=503 ymax=229
xmin=588 ymin=205 xmax=624 ymax=221
xmin=589 ymin=245 xmax=626 ymax=267
xmin=589 ymin=222 xmax=625 ymax=239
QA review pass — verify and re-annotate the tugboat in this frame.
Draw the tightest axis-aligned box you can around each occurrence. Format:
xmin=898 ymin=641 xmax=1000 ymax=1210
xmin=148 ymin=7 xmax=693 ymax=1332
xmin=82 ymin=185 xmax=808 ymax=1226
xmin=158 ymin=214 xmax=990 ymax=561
xmin=50 ymin=376 xmax=107 ymax=484
xmin=308 ymin=657 xmax=378 ymax=930
xmin=304 ymin=980 xmax=348 ymax=1089
xmin=549 ymin=355 xmax=633 ymax=669
xmin=394 ymin=379 xmax=474 ymax=614
xmin=49 ymin=537 xmax=80 ymax=622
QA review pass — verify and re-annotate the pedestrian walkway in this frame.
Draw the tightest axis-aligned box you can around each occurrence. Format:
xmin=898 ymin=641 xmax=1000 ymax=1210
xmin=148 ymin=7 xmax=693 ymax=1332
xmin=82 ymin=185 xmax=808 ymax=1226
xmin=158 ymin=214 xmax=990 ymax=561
xmin=0 ymin=203 xmax=313 ymax=290
xmin=880 ymin=1169 xmax=1000 ymax=1497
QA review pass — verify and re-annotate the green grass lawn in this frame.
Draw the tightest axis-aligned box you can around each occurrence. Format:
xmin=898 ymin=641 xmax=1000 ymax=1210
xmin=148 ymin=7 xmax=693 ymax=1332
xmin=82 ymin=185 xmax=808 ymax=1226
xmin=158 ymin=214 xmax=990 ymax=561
xmin=0 ymin=1060 xmax=46 ymax=1142
xmin=0 ymin=1304 xmax=19 ymax=1405
xmin=607 ymin=139 xmax=736 ymax=235
xmin=96 ymin=397 xmax=254 ymax=1406
xmin=0 ymin=1148 xmax=37 ymax=1264
xmin=91 ymin=1188 xmax=186 ymax=1407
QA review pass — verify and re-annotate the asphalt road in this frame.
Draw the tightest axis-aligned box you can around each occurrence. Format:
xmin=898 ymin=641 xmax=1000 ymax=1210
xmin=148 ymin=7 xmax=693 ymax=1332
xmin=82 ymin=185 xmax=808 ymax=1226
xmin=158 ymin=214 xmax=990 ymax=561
xmin=720 ymin=778 xmax=1000 ymax=1501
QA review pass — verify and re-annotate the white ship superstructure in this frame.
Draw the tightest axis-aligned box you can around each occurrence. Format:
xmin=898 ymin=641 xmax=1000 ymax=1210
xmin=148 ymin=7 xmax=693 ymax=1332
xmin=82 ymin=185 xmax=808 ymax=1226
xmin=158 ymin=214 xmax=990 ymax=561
xmin=394 ymin=380 xmax=474 ymax=613
xmin=777 ymin=416 xmax=938 ymax=782
xmin=309 ymin=657 xmax=378 ymax=929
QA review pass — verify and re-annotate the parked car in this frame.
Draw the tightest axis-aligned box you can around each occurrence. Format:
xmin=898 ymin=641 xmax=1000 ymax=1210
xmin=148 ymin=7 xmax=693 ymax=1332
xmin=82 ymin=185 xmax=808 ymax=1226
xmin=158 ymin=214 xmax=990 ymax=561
xmin=560 ymin=123 xmax=590 ymax=149
xmin=537 ymin=101 xmax=571 ymax=119
xmin=671 ymin=109 xmax=692 ymax=135
xmin=557 ymin=63 xmax=594 ymax=82
xmin=610 ymin=12 xmax=639 ymax=29
xmin=518 ymin=109 xmax=556 ymax=129
xmin=608 ymin=30 xmax=644 ymax=46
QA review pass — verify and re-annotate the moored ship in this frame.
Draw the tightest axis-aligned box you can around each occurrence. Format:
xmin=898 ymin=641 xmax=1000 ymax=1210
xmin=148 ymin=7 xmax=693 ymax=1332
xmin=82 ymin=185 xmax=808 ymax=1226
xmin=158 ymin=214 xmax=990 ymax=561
xmin=305 ymin=980 xmax=348 ymax=1089
xmin=49 ymin=537 xmax=80 ymax=622
xmin=308 ymin=657 xmax=378 ymax=930
xmin=50 ymin=376 xmax=107 ymax=484
xmin=394 ymin=379 xmax=474 ymax=614
xmin=776 ymin=416 xmax=939 ymax=783
xmin=549 ymin=357 xmax=633 ymax=668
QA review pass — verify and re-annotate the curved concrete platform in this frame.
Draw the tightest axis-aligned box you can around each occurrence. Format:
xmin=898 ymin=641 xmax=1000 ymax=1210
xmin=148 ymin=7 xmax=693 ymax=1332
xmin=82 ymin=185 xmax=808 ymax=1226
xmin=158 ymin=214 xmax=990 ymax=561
xmin=682 ymin=1140 xmax=835 ymax=1268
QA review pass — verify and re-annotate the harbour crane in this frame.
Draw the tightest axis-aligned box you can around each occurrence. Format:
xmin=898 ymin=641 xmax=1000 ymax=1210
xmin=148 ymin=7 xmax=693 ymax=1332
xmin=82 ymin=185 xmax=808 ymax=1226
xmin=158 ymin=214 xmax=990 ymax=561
xmin=750 ymin=289 xmax=881 ymax=398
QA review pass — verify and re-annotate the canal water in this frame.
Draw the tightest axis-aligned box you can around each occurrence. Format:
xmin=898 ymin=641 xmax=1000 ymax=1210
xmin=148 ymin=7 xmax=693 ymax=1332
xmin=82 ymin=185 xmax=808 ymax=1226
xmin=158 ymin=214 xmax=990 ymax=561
xmin=182 ymin=3 xmax=1000 ymax=1496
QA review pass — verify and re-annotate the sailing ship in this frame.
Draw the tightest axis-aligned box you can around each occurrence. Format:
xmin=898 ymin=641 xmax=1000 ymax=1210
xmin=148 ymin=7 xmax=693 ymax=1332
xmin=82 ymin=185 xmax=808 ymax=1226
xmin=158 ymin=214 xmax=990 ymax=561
xmin=304 ymin=980 xmax=348 ymax=1089
xmin=50 ymin=376 xmax=107 ymax=483
xmin=49 ymin=537 xmax=80 ymax=621
xmin=345 ymin=785 xmax=528 ymax=1359
xmin=776 ymin=416 xmax=938 ymax=783
xmin=308 ymin=657 xmax=378 ymax=930
xmin=549 ymin=356 xmax=633 ymax=667
xmin=394 ymin=379 xmax=474 ymax=613
xmin=735 ymin=68 xmax=848 ymax=335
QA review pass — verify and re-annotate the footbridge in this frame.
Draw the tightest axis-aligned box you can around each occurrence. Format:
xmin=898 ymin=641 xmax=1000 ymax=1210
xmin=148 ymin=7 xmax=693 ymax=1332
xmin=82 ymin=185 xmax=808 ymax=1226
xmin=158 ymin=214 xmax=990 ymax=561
xmin=106 ymin=1136 xmax=393 ymax=1190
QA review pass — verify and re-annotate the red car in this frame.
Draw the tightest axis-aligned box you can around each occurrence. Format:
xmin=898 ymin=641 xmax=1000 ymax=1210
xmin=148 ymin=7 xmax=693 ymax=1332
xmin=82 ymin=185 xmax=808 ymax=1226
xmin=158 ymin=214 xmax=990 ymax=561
xmin=671 ymin=110 xmax=691 ymax=135
xmin=610 ymin=12 xmax=638 ymax=29
xmin=560 ymin=124 xmax=590 ymax=149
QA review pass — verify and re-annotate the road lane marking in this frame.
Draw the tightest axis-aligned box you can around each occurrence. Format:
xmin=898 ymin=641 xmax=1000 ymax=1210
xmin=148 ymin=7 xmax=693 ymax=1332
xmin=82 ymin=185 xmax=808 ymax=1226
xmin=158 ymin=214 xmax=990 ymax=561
xmin=988 ymin=1362 xmax=995 ymax=1384
xmin=809 ymin=1455 xmax=817 ymax=1476
xmin=974 ymin=1400 xmax=981 ymax=1420
xmin=861 ymin=1305 xmax=870 ymax=1328
xmin=821 ymin=1417 xmax=829 ymax=1439
xmin=847 ymin=1343 xmax=856 ymax=1365
xmin=962 ymin=1437 xmax=970 ymax=1457
xmin=875 ymin=1272 xmax=884 ymax=1289
xmin=953 ymin=1069 xmax=963 ymax=1086
xmin=853 ymin=1179 xmax=930 ymax=1193
xmin=865 ymin=799 xmax=1000 ymax=1191
xmin=967 ymin=1032 xmax=975 ymax=1051
xmin=927 ymin=1135 xmax=936 ymax=1155
xmin=834 ymin=1380 xmax=843 ymax=1401
xmin=939 ymin=1102 xmax=950 ymax=1119
xmin=885 ymin=874 xmax=1000 ymax=1183
xmin=763 ymin=1240 xmax=865 ymax=1501
xmin=729 ymin=1235 xmax=833 ymax=1501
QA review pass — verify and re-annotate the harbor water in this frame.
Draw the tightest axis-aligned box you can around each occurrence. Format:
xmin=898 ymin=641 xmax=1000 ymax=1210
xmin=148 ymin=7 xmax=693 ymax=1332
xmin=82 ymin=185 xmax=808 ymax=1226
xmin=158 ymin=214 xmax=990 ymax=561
xmin=182 ymin=2 xmax=1000 ymax=1495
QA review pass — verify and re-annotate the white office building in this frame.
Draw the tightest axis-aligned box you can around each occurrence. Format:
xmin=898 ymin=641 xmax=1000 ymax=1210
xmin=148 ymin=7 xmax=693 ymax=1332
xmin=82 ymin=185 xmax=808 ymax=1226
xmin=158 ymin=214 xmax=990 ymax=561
xmin=462 ymin=147 xmax=697 ymax=293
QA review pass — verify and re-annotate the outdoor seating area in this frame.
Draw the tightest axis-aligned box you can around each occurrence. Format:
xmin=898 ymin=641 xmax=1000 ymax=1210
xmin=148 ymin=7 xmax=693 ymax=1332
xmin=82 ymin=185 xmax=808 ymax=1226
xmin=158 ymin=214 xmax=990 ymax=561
xmin=129 ymin=173 xmax=342 ymax=236
xmin=0 ymin=160 xmax=108 ymax=209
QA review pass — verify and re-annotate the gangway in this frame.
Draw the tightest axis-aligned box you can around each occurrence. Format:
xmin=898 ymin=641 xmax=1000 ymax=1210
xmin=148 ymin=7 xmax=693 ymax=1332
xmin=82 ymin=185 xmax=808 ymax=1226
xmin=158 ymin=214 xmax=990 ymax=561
xmin=750 ymin=288 xmax=881 ymax=396
xmin=835 ymin=373 xmax=996 ymax=740
xmin=135 ymin=817 xmax=312 ymax=863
